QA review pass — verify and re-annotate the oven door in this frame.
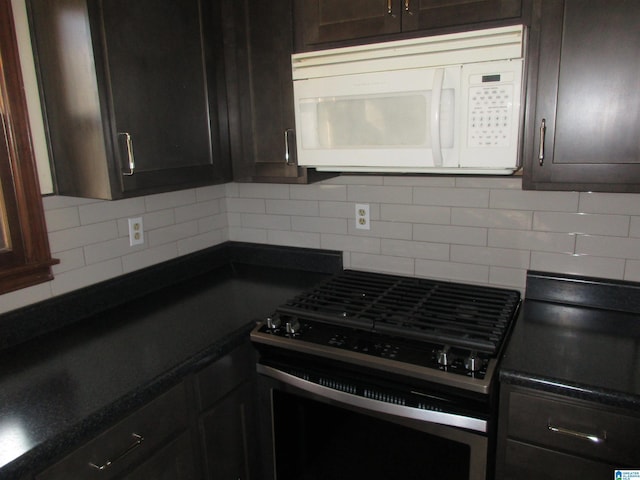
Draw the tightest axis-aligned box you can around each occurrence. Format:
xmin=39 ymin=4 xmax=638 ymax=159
xmin=256 ymin=361 xmax=491 ymax=480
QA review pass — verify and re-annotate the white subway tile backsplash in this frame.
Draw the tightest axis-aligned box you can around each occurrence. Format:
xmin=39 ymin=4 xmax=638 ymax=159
xmin=45 ymin=206 xmax=81 ymax=232
xmin=451 ymin=245 xmax=530 ymax=269
xmin=177 ymin=229 xmax=226 ymax=256
xmin=175 ymin=199 xmax=220 ymax=223
xmin=489 ymin=267 xmax=527 ymax=289
xmin=413 ymin=187 xmax=489 ymax=208
xmin=413 ymin=224 xmax=487 ymax=246
xmin=267 ymin=199 xmax=319 ymax=216
xmin=49 ymin=221 xmax=119 ymax=253
xmin=347 ymin=185 xmax=413 ymax=204
xmin=291 ymin=184 xmax=347 ymax=201
xmin=225 ymin=197 xmax=266 ymax=214
xmin=350 ymin=252 xmax=415 ymax=276
xmin=348 ymin=220 xmax=412 ymax=240
xmin=452 ymin=207 xmax=532 ymax=230
xmin=381 ymin=239 xmax=449 ymax=261
xmin=489 ymin=229 xmax=575 ymax=253
xmin=228 ymin=226 xmax=268 ymax=244
xmin=6 ymin=175 xmax=640 ymax=312
xmin=383 ymin=176 xmax=455 ymax=187
xmin=84 ymin=236 xmax=139 ymax=265
xmin=144 ymin=189 xmax=197 ymax=212
xmin=238 ymin=182 xmax=289 ymax=199
xmin=489 ymin=189 xmax=579 ymax=212
xmin=51 ymin=248 xmax=86 ymax=274
xmin=415 ymin=259 xmax=489 ymax=284
xmin=267 ymin=230 xmax=321 ymax=249
xmin=292 ymin=216 xmax=348 ymax=234
xmin=576 ymin=235 xmax=640 ymax=259
xmin=122 ymin=243 xmax=178 ymax=274
xmin=148 ymin=221 xmax=199 ymax=247
xmin=52 ymin=258 xmax=123 ymax=296
xmin=78 ymin=197 xmax=145 ymax=225
xmin=381 ymin=204 xmax=450 ymax=224
xmin=530 ymin=252 xmax=625 ymax=279
xmin=533 ymin=212 xmax=630 ymax=236
xmin=241 ymin=213 xmax=291 ymax=231
xmin=579 ymin=192 xmax=640 ymax=215
xmin=320 ymin=233 xmax=381 ymax=254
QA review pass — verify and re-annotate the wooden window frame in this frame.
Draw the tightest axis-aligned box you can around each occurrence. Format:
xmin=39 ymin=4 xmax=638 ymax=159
xmin=0 ymin=0 xmax=56 ymax=295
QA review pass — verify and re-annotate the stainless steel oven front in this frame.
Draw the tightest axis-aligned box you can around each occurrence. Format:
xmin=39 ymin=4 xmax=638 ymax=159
xmin=255 ymin=355 xmax=492 ymax=480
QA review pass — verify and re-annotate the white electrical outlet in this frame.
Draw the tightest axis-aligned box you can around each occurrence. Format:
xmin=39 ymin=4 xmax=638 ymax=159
xmin=128 ymin=217 xmax=144 ymax=246
xmin=355 ymin=203 xmax=370 ymax=230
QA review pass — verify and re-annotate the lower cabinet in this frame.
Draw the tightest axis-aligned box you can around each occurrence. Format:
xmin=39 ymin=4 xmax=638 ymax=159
xmin=496 ymin=385 xmax=640 ymax=479
xmin=35 ymin=341 xmax=258 ymax=480
xmin=36 ymin=383 xmax=196 ymax=480
xmin=195 ymin=342 xmax=259 ymax=480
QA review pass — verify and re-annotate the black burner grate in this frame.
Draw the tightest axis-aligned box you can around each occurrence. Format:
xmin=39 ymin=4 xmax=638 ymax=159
xmin=277 ymin=269 xmax=520 ymax=354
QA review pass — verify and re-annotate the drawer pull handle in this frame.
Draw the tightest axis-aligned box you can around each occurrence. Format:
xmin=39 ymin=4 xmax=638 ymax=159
xmin=88 ymin=433 xmax=144 ymax=470
xmin=547 ymin=424 xmax=606 ymax=444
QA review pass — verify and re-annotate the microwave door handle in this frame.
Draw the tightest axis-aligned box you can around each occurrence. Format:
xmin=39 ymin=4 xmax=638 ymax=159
xmin=431 ymin=68 xmax=444 ymax=167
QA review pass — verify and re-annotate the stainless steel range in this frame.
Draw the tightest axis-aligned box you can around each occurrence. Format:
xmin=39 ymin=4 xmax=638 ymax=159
xmin=251 ymin=269 xmax=521 ymax=480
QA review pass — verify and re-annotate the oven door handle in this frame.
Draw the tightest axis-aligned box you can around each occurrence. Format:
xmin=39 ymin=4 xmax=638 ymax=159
xmin=258 ymin=364 xmax=487 ymax=433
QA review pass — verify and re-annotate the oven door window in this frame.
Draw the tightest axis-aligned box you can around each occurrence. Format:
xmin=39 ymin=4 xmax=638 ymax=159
xmin=273 ymin=390 xmax=471 ymax=480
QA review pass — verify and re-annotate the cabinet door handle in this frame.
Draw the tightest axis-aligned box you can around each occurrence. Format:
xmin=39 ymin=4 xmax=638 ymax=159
xmin=119 ymin=132 xmax=136 ymax=176
xmin=284 ymin=129 xmax=296 ymax=166
xmin=547 ymin=423 xmax=606 ymax=444
xmin=387 ymin=0 xmax=393 ymax=15
xmin=405 ymin=0 xmax=411 ymax=12
xmin=88 ymin=433 xmax=144 ymax=470
xmin=538 ymin=118 xmax=546 ymax=166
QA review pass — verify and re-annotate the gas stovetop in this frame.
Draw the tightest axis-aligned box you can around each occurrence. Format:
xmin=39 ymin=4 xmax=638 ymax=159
xmin=251 ymin=270 xmax=521 ymax=394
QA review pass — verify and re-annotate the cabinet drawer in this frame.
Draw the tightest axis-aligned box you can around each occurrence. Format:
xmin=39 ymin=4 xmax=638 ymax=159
xmin=195 ymin=342 xmax=256 ymax=411
xmin=37 ymin=383 xmax=189 ymax=480
xmin=503 ymin=439 xmax=614 ymax=480
xmin=508 ymin=390 xmax=640 ymax=466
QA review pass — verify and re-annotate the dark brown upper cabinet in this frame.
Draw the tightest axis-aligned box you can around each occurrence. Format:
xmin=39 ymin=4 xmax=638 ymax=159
xmin=28 ymin=0 xmax=231 ymax=200
xmin=222 ymin=0 xmax=335 ymax=183
xmin=294 ymin=0 xmax=524 ymax=51
xmin=523 ymin=0 xmax=640 ymax=192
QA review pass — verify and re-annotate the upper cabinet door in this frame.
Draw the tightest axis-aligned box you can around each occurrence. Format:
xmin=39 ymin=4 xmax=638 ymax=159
xmin=523 ymin=0 xmax=640 ymax=192
xmin=97 ymin=0 xmax=227 ymax=195
xmin=401 ymin=0 xmax=523 ymax=32
xmin=29 ymin=0 xmax=230 ymax=199
xmin=296 ymin=0 xmax=401 ymax=48
xmin=295 ymin=0 xmax=523 ymax=51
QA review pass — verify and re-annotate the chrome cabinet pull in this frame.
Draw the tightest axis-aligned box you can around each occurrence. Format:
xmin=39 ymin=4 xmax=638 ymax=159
xmin=548 ymin=423 xmax=606 ymax=444
xmin=538 ymin=118 xmax=546 ymax=165
xmin=405 ymin=0 xmax=411 ymax=12
xmin=119 ymin=132 xmax=135 ymax=176
xmin=88 ymin=433 xmax=144 ymax=470
xmin=284 ymin=129 xmax=296 ymax=166
xmin=387 ymin=0 xmax=393 ymax=14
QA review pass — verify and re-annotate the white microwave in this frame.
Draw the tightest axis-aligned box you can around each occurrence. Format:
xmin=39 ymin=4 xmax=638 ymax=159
xmin=292 ymin=25 xmax=526 ymax=174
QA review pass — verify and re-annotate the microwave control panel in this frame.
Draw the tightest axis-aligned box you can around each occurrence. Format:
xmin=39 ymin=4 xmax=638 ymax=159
xmin=467 ymin=72 xmax=516 ymax=148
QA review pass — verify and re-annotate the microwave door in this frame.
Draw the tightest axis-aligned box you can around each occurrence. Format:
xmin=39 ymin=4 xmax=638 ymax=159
xmin=293 ymin=67 xmax=461 ymax=172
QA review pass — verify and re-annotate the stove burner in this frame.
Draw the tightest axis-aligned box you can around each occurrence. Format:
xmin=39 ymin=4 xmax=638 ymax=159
xmin=278 ymin=270 xmax=520 ymax=355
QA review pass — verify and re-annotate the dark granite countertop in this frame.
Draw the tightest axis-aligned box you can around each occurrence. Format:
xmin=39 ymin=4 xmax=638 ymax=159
xmin=0 ymin=242 xmax=342 ymax=479
xmin=499 ymin=271 xmax=640 ymax=411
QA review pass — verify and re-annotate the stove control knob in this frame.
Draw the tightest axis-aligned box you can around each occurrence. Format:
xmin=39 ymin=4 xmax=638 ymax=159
xmin=437 ymin=348 xmax=451 ymax=366
xmin=464 ymin=354 xmax=482 ymax=372
xmin=285 ymin=319 xmax=301 ymax=335
xmin=266 ymin=316 xmax=281 ymax=330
